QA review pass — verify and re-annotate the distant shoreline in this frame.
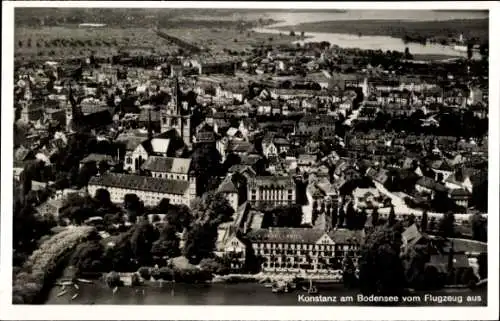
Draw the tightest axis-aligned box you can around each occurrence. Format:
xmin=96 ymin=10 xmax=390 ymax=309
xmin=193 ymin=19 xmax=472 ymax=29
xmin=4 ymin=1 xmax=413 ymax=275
xmin=274 ymin=18 xmax=489 ymax=44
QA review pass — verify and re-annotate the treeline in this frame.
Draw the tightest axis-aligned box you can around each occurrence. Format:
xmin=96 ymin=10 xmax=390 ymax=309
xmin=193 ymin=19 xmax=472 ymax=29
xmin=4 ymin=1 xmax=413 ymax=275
xmin=15 ymin=8 xmax=274 ymax=28
xmin=17 ymin=37 xmax=119 ymax=49
xmin=12 ymin=226 xmax=97 ymax=304
xmin=281 ymin=18 xmax=489 ymax=45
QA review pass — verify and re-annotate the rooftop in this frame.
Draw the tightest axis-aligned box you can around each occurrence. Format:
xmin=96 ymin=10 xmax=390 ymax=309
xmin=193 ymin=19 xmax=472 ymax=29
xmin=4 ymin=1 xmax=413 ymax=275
xmin=247 ymin=228 xmax=365 ymax=245
xmin=88 ymin=173 xmax=190 ymax=195
xmin=248 ymin=176 xmax=295 ymax=189
xmin=141 ymin=156 xmax=192 ymax=174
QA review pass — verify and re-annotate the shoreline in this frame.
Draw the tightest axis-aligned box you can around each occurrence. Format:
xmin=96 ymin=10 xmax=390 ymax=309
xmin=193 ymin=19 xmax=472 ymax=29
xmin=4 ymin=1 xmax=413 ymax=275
xmin=273 ymin=18 xmax=488 ymax=44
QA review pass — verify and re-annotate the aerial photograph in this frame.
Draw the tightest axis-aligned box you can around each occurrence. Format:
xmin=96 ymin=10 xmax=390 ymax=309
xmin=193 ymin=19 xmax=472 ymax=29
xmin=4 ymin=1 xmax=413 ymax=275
xmin=10 ymin=7 xmax=488 ymax=307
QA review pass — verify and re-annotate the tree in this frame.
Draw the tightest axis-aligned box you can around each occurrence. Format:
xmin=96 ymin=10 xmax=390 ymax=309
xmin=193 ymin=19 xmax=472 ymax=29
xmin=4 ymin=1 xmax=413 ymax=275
xmin=199 ymin=257 xmax=230 ymax=275
xmin=337 ymin=205 xmax=345 ymax=228
xmin=183 ymin=222 xmax=218 ymax=264
xmin=358 ymin=225 xmax=406 ymax=297
xmin=345 ymin=202 xmax=356 ymax=230
xmin=105 ymin=271 xmax=122 ymax=288
xmin=404 ymin=47 xmax=412 ymax=59
xmin=342 ymin=257 xmax=357 ymax=288
xmin=77 ymin=162 xmax=98 ymax=187
xmin=59 ymin=194 xmax=98 ymax=224
xmin=165 ymin=204 xmax=192 ymax=232
xmin=407 ymin=214 xmax=416 ymax=227
xmin=124 ymin=193 xmax=144 ymax=222
xmin=403 ymin=243 xmax=431 ymax=290
xmin=262 ymin=205 xmax=303 ymax=228
xmin=289 ymin=30 xmax=295 ymax=37
xmin=470 ymin=213 xmax=487 ymax=242
xmin=471 ymin=178 xmax=487 ymax=212
xmin=130 ymin=220 xmax=158 ymax=266
xmin=94 ymin=188 xmax=111 ymax=208
xmin=103 ymin=229 xmax=135 ymax=272
xmin=387 ymin=206 xmax=396 ymax=227
xmin=477 ymin=252 xmax=487 ymax=280
xmin=151 ymin=223 xmax=180 ymax=261
xmin=124 ymin=193 xmax=141 ymax=210
xmin=98 ymin=160 xmax=110 ymax=175
xmin=371 ymin=208 xmax=379 ymax=227
xmin=421 ymin=210 xmax=428 ymax=232
xmin=438 ymin=212 xmax=455 ymax=238
xmin=331 ymin=205 xmax=338 ymax=228
xmin=70 ymin=240 xmax=104 ymax=275
xmin=467 ymin=43 xmax=474 ymax=60
xmin=191 ymin=192 xmax=234 ymax=226
xmin=157 ymin=198 xmax=171 ymax=213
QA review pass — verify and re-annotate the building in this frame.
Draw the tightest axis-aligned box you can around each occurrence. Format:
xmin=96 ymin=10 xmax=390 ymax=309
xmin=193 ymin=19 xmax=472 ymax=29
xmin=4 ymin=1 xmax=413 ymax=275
xmin=160 ymin=76 xmax=193 ymax=148
xmin=247 ymin=228 xmax=364 ymax=275
xmin=88 ymin=173 xmax=192 ymax=207
xmin=247 ymin=176 xmax=296 ymax=206
xmin=67 ymin=85 xmax=113 ymax=132
xmin=297 ymin=115 xmax=336 ymax=139
xmin=191 ymin=59 xmax=237 ymax=75
xmin=141 ymin=156 xmax=196 ymax=201
xmin=123 ymin=136 xmax=171 ymax=172
xmin=217 ymin=175 xmax=240 ymax=212
xmin=261 ymin=134 xmax=290 ymax=159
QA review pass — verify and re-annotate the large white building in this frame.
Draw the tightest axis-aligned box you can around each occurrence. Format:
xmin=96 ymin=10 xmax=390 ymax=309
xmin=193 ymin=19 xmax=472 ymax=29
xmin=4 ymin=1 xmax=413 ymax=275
xmin=248 ymin=228 xmax=364 ymax=275
xmin=141 ymin=156 xmax=196 ymax=201
xmin=247 ymin=176 xmax=296 ymax=207
xmin=88 ymin=173 xmax=192 ymax=207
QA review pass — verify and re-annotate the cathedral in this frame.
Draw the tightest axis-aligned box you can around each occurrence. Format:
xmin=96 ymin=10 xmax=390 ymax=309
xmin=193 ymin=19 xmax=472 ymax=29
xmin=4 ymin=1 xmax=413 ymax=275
xmin=160 ymin=76 xmax=193 ymax=148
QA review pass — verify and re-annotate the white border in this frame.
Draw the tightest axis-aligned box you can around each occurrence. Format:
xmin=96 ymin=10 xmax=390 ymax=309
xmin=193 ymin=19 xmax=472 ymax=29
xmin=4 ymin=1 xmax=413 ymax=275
xmin=1 ymin=1 xmax=498 ymax=320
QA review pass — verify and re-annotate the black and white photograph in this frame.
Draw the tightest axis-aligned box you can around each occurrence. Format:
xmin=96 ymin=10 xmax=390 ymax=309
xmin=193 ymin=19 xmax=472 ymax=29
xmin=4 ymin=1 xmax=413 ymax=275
xmin=1 ymin=1 xmax=498 ymax=320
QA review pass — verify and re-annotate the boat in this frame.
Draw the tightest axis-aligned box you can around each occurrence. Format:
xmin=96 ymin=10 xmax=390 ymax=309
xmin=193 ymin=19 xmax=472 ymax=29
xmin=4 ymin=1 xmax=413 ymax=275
xmin=112 ymin=286 xmax=118 ymax=295
xmin=77 ymin=278 xmax=93 ymax=284
xmin=56 ymin=290 xmax=68 ymax=297
xmin=263 ymin=283 xmax=274 ymax=288
xmin=74 ymin=283 xmax=79 ymax=290
xmin=71 ymin=293 xmax=79 ymax=300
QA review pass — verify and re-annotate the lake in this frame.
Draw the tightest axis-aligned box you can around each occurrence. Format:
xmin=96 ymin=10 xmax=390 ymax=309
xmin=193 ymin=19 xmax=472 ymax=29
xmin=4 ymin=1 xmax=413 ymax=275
xmin=45 ymin=282 xmax=487 ymax=306
xmin=253 ymin=10 xmax=487 ymax=58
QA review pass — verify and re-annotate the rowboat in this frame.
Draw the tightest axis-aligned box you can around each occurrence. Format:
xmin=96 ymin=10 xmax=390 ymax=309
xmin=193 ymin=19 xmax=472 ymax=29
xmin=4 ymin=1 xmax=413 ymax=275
xmin=56 ymin=290 xmax=68 ymax=297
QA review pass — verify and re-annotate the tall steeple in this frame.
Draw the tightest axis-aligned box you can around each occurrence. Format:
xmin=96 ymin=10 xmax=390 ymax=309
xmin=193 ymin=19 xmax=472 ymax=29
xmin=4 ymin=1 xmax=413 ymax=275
xmin=68 ymin=84 xmax=84 ymax=129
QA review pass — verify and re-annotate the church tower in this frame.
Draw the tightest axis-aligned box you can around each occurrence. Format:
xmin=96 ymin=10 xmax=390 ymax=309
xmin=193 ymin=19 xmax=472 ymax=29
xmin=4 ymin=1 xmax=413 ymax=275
xmin=66 ymin=84 xmax=84 ymax=132
xmin=161 ymin=75 xmax=192 ymax=148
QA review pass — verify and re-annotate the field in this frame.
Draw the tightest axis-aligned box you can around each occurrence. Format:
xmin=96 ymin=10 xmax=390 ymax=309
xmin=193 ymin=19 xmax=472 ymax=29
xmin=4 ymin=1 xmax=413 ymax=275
xmin=277 ymin=19 xmax=489 ymax=44
xmin=14 ymin=27 xmax=182 ymax=62
xmin=14 ymin=25 xmax=302 ymax=63
xmin=147 ymin=28 xmax=301 ymax=56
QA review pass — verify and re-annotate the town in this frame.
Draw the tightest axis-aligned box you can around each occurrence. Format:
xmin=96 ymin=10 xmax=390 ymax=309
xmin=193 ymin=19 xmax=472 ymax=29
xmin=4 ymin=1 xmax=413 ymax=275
xmin=11 ymin=9 xmax=488 ymax=305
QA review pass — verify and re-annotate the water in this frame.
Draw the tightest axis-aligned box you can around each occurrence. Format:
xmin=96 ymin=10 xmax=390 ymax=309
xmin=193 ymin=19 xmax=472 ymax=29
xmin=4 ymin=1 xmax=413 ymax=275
xmin=45 ymin=282 xmax=487 ymax=306
xmin=253 ymin=10 xmax=487 ymax=58
xmin=262 ymin=10 xmax=488 ymax=28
